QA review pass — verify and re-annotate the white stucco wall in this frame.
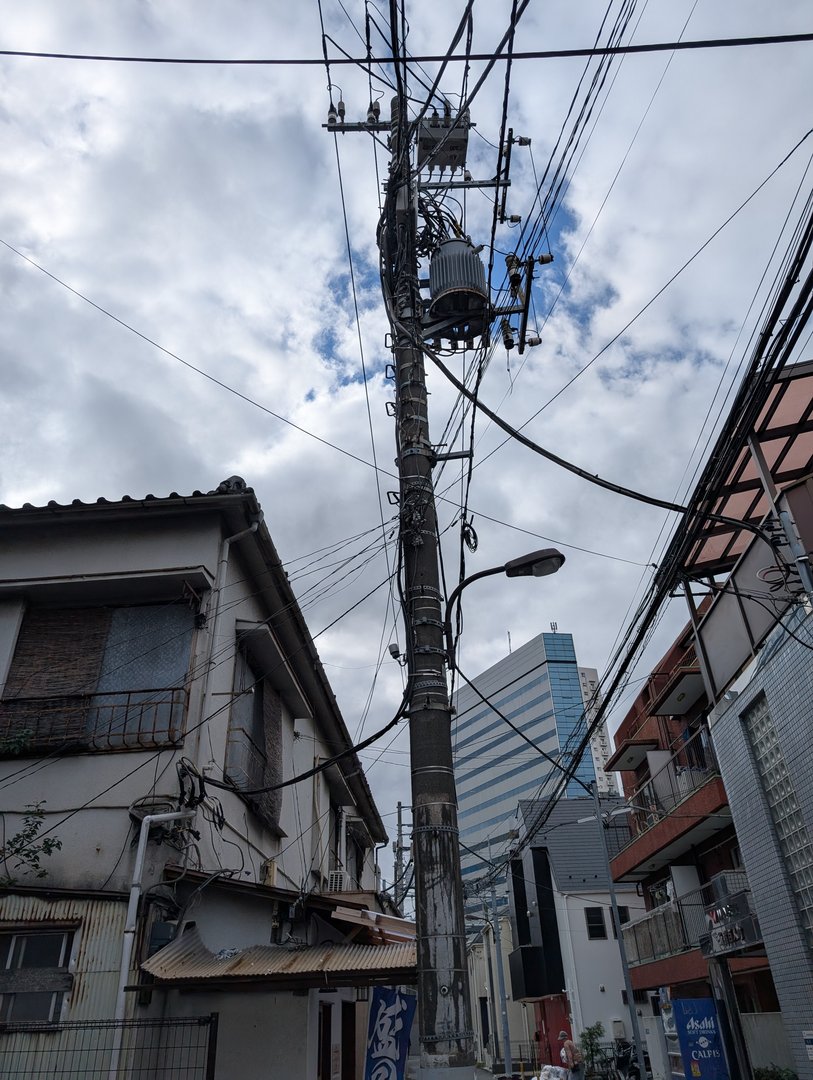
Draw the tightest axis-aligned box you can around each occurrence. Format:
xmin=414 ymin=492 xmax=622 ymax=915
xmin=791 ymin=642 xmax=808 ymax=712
xmin=555 ymin=889 xmax=648 ymax=1040
xmin=0 ymin=510 xmax=381 ymax=899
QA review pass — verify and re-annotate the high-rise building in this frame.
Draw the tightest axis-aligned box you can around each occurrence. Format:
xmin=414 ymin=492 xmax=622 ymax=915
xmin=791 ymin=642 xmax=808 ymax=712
xmin=453 ymin=630 xmax=598 ymax=906
xmin=578 ymin=665 xmax=618 ymax=796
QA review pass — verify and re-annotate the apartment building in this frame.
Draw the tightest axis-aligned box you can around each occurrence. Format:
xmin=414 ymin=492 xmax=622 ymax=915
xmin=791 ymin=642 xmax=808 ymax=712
xmin=0 ymin=480 xmax=409 ymax=1080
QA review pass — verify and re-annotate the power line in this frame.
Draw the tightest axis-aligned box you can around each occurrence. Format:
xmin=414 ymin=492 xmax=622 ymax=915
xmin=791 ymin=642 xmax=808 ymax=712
xmin=1 ymin=33 xmax=811 ymax=66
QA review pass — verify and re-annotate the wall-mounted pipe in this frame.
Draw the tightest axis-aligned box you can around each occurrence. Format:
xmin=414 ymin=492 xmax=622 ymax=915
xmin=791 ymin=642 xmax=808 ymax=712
xmin=108 ymin=809 xmax=195 ymax=1080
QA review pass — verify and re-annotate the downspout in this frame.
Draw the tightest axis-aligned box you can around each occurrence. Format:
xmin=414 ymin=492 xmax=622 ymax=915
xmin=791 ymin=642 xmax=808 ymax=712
xmin=375 ymin=841 xmax=388 ymax=895
xmin=109 ymin=810 xmax=195 ymax=1080
xmin=339 ymin=806 xmax=347 ymax=881
xmin=190 ymin=517 xmax=262 ymax=766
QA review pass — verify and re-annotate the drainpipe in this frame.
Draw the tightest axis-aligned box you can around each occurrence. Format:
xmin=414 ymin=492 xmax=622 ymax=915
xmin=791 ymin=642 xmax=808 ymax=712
xmin=191 ymin=517 xmax=262 ymax=766
xmin=375 ymin=841 xmax=388 ymax=895
xmin=109 ymin=810 xmax=195 ymax=1080
xmin=339 ymin=806 xmax=347 ymax=883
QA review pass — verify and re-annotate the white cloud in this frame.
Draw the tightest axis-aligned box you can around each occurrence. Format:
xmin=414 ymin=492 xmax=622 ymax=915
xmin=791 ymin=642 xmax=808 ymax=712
xmin=0 ymin=0 xmax=811 ymax=888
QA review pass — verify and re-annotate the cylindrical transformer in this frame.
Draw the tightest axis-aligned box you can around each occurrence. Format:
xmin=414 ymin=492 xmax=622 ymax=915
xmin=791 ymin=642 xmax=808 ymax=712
xmin=428 ymin=238 xmax=489 ymax=341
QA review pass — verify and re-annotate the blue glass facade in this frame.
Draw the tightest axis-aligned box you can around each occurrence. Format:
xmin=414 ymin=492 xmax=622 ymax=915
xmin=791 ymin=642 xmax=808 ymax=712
xmin=453 ymin=631 xmax=597 ymax=905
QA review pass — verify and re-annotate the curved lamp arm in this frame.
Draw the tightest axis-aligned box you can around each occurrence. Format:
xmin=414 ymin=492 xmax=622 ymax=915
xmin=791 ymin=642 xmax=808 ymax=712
xmin=443 ymin=547 xmax=566 ymax=669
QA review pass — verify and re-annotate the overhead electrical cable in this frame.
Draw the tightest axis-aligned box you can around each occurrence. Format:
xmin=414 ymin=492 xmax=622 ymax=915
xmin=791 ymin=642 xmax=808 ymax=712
xmin=468 ymin=125 xmax=813 ymax=470
xmin=1 ymin=33 xmax=810 ymax=65
xmin=0 ymin=237 xmax=385 ymax=476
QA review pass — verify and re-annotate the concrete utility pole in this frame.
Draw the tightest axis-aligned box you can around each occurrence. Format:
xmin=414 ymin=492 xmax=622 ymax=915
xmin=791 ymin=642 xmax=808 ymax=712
xmin=393 ymin=801 xmax=406 ymax=912
xmin=489 ymin=879 xmax=513 ymax=1077
xmin=384 ymin=91 xmax=475 ymax=1080
xmin=591 ymin=784 xmax=648 ymax=1080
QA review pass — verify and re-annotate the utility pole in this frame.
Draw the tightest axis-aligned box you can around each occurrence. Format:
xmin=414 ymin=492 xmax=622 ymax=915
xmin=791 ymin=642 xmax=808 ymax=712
xmin=489 ymin=879 xmax=513 ymax=1077
xmin=482 ymin=898 xmax=501 ymax=1066
xmin=393 ymin=801 xmax=406 ymax=912
xmin=591 ymin=784 xmax=648 ymax=1080
xmin=384 ymin=87 xmax=475 ymax=1079
xmin=325 ymin=13 xmax=528 ymax=1076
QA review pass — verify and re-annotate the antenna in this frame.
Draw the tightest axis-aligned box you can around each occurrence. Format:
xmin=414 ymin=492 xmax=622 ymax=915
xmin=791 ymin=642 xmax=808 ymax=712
xmin=507 ymin=631 xmax=512 ymax=654
xmin=550 ymin=621 xmax=558 ymax=632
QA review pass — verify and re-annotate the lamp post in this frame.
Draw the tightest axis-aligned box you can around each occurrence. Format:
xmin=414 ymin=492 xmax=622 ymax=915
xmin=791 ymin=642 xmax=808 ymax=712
xmin=442 ymin=548 xmax=565 ymax=1078
xmin=446 ymin=549 xmax=647 ymax=1076
xmin=444 ymin=549 xmax=566 ymax=667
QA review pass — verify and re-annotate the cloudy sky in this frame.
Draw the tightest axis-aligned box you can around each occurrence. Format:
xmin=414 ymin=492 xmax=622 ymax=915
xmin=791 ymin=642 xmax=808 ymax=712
xmin=1 ymin=2 xmax=812 ymax=888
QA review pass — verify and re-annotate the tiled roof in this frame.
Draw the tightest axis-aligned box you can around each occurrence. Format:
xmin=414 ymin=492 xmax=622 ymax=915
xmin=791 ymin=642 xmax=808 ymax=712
xmin=0 ymin=476 xmax=256 ymax=514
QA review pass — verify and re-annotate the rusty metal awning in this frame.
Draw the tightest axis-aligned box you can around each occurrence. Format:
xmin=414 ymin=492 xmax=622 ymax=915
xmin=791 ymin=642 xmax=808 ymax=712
xmin=141 ymin=927 xmax=417 ymax=990
xmin=682 ymin=360 xmax=813 ymax=575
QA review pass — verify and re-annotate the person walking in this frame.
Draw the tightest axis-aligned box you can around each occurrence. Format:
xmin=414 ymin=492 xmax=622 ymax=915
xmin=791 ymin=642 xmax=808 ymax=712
xmin=558 ymin=1030 xmax=584 ymax=1078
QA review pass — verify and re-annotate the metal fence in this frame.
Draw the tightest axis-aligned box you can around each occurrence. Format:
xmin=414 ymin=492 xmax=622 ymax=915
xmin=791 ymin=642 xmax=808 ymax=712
xmin=623 ymin=872 xmax=751 ymax=966
xmin=0 ymin=687 xmax=187 ymax=752
xmin=0 ymin=1014 xmax=217 ymax=1079
xmin=627 ymin=726 xmax=719 ymax=841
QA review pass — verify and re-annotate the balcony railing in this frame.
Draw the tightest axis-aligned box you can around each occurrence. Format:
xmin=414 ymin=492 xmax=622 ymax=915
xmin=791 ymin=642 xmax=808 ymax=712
xmin=0 ymin=688 xmax=187 ymax=752
xmin=626 ymin=725 xmax=719 ymax=841
xmin=622 ymin=871 xmax=750 ymax=966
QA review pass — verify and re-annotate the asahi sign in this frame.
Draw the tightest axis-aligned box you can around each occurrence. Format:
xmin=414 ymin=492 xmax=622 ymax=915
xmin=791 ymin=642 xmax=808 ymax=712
xmin=699 ymin=890 xmax=761 ymax=958
xmin=673 ymin=1000 xmax=729 ymax=1079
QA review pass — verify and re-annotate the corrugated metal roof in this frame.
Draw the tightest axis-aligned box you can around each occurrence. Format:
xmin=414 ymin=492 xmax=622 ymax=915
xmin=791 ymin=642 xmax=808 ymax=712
xmin=142 ymin=927 xmax=416 ymax=985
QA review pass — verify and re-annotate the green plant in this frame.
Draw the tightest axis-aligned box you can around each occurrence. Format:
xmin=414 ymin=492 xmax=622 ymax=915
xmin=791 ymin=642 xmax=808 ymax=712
xmin=579 ymin=1021 xmax=605 ymax=1077
xmin=0 ymin=729 xmax=33 ymax=756
xmin=0 ymin=802 xmax=62 ymax=886
xmin=754 ymin=1068 xmax=798 ymax=1080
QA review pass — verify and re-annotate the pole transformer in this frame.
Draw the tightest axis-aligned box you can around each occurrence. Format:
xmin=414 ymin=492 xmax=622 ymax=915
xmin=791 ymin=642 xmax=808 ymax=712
xmin=382 ymin=91 xmax=475 ymax=1080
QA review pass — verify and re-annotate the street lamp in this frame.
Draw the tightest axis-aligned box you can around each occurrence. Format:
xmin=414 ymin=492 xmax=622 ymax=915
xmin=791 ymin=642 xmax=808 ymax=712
xmin=444 ymin=548 xmax=566 ymax=666
xmin=442 ymin=549 xmax=565 ymax=1077
xmin=443 ymin=550 xmax=645 ymax=1078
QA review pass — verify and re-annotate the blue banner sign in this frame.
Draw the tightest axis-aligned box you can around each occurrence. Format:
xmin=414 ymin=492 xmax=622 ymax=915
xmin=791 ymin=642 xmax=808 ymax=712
xmin=364 ymin=987 xmax=417 ymax=1080
xmin=672 ymin=999 xmax=729 ymax=1079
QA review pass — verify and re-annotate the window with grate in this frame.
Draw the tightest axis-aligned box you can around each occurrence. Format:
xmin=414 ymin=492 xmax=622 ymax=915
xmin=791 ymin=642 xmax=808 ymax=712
xmin=225 ymin=650 xmax=282 ymax=832
xmin=743 ymin=693 xmax=813 ymax=947
xmin=0 ymin=929 xmax=75 ymax=1023
xmin=584 ymin=907 xmax=607 ymax=940
xmin=0 ymin=604 xmax=194 ymax=754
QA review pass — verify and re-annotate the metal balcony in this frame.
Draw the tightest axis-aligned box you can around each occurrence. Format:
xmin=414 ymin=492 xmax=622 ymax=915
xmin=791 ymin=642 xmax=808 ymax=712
xmin=0 ymin=688 xmax=187 ymax=752
xmin=626 ymin=725 xmax=719 ymax=842
xmin=622 ymin=871 xmax=751 ymax=966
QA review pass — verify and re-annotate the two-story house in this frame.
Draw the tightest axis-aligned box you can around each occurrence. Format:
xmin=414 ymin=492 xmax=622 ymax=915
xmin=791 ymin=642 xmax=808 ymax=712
xmin=0 ymin=479 xmax=414 ymax=1080
xmin=505 ymin=798 xmax=652 ymax=1071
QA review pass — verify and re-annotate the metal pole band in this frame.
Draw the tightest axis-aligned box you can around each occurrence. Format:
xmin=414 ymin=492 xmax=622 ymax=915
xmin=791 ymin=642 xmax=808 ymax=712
xmin=419 ymin=1031 xmax=475 ymax=1044
xmin=406 ymin=585 xmax=443 ymax=599
xmin=412 ymin=824 xmax=460 ymax=836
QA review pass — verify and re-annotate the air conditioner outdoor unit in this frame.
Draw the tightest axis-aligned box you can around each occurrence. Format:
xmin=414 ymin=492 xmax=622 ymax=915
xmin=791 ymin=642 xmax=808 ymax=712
xmin=327 ymin=870 xmax=348 ymax=893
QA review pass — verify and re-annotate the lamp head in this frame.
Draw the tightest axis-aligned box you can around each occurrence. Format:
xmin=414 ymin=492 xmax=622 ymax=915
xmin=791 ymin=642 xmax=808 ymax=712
xmin=503 ymin=547 xmax=565 ymax=579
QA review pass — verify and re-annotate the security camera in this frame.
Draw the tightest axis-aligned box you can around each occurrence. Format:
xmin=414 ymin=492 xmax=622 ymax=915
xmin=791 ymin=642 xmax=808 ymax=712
xmin=389 ymin=643 xmax=401 ymax=660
